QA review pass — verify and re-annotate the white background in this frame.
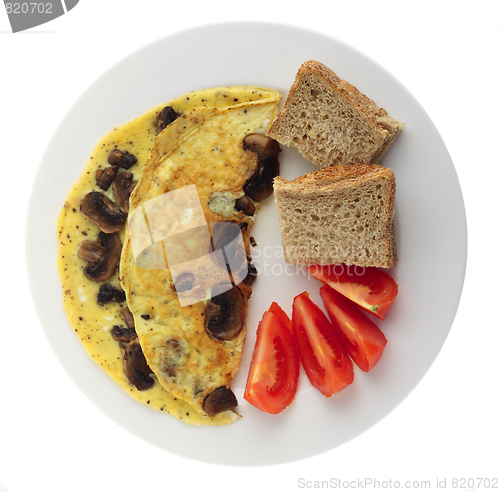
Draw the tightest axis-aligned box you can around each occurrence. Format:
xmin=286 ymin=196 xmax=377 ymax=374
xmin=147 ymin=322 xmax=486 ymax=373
xmin=1 ymin=1 xmax=499 ymax=491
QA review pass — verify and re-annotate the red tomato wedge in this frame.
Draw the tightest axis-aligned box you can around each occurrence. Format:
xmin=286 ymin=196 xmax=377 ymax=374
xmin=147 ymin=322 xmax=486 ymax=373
xmin=244 ymin=307 xmax=300 ymax=414
xmin=307 ymin=264 xmax=398 ymax=320
xmin=292 ymin=292 xmax=354 ymax=397
xmin=268 ymin=301 xmax=292 ymax=331
xmin=320 ymin=285 xmax=387 ymax=372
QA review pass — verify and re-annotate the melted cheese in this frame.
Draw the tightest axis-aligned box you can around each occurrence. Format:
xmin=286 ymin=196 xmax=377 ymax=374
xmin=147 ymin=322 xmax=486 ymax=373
xmin=57 ymin=87 xmax=280 ymax=425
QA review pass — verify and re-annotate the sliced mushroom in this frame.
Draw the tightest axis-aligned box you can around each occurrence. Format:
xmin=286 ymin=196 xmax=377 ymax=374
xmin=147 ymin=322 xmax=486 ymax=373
xmin=243 ymin=261 xmax=257 ymax=287
xmin=113 ymin=171 xmax=136 ymax=214
xmin=174 ymin=272 xmax=195 ymax=293
xmin=155 ymin=106 xmax=180 ymax=134
xmin=211 ymin=221 xmax=241 ymax=252
xmin=243 ymin=156 xmax=280 ymax=201
xmin=205 ymin=284 xmax=245 ymax=340
xmin=120 ymin=306 xmax=135 ymax=329
xmin=78 ymin=232 xmax=121 ymax=281
xmin=121 ymin=338 xmax=154 ymax=391
xmin=205 ymin=300 xmax=222 ymax=318
xmin=108 ymin=149 xmax=137 ymax=169
xmin=80 ymin=191 xmax=127 ymax=233
xmin=96 ymin=165 xmax=119 ymax=191
xmin=78 ymin=240 xmax=106 ymax=263
xmin=97 ymin=284 xmax=126 ymax=306
xmin=111 ymin=326 xmax=137 ymax=342
xmin=243 ymin=133 xmax=280 ymax=161
xmin=234 ymin=195 xmax=255 ymax=216
xmin=203 ymin=386 xmax=238 ymax=417
xmin=210 ymin=221 xmax=247 ymax=274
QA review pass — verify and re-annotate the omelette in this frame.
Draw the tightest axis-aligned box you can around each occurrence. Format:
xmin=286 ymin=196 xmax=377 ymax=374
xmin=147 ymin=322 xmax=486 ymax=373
xmin=57 ymin=86 xmax=281 ymax=425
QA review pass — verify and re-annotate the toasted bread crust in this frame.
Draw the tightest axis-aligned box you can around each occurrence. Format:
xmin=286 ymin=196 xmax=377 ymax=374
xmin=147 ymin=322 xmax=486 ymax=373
xmin=278 ymin=163 xmax=395 ymax=191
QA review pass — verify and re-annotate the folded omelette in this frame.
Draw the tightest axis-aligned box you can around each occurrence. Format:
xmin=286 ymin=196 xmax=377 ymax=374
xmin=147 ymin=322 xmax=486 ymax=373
xmin=57 ymin=87 xmax=281 ymax=425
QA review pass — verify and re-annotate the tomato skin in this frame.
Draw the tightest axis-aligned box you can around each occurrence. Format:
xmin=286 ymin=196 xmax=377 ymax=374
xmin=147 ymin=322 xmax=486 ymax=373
xmin=307 ymin=264 xmax=398 ymax=320
xmin=292 ymin=292 xmax=354 ymax=397
xmin=320 ymin=285 xmax=387 ymax=372
xmin=268 ymin=301 xmax=292 ymax=331
xmin=244 ymin=308 xmax=300 ymax=414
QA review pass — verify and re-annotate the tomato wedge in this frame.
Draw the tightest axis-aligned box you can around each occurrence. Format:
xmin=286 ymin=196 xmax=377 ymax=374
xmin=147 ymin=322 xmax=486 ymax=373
xmin=320 ymin=285 xmax=387 ymax=372
xmin=244 ymin=306 xmax=299 ymax=414
xmin=307 ymin=264 xmax=398 ymax=320
xmin=268 ymin=301 xmax=292 ymax=331
xmin=292 ymin=292 xmax=353 ymax=397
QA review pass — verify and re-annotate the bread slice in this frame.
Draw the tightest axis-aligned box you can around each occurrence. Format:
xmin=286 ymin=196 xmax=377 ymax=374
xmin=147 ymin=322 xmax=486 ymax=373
xmin=274 ymin=164 xmax=396 ymax=268
xmin=267 ymin=60 xmax=405 ymax=168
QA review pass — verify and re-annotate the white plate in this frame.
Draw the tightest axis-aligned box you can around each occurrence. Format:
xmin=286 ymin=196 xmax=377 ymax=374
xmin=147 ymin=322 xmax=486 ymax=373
xmin=26 ymin=22 xmax=467 ymax=466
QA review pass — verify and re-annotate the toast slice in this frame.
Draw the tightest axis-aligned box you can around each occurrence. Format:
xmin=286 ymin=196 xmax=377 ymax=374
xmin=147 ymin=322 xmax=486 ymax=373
xmin=267 ymin=60 xmax=405 ymax=168
xmin=274 ymin=164 xmax=397 ymax=268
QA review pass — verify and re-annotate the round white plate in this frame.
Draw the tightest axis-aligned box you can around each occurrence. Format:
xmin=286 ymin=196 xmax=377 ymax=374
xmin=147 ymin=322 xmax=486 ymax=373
xmin=26 ymin=22 xmax=467 ymax=466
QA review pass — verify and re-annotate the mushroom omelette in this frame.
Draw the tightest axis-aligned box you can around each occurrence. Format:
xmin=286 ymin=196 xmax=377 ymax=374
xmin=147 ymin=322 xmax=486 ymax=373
xmin=57 ymin=86 xmax=281 ymax=425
